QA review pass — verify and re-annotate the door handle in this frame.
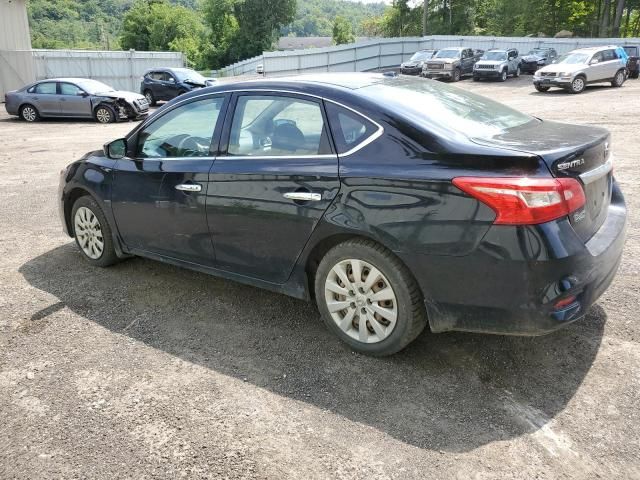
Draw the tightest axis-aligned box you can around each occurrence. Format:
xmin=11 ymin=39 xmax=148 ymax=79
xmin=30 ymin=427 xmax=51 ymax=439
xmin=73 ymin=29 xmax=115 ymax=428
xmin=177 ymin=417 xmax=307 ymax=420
xmin=175 ymin=183 xmax=202 ymax=192
xmin=283 ymin=191 xmax=321 ymax=202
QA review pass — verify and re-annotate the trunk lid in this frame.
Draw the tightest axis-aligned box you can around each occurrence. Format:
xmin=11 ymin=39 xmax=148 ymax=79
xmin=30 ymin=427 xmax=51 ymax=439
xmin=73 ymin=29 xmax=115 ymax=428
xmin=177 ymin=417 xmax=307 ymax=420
xmin=472 ymin=120 xmax=613 ymax=241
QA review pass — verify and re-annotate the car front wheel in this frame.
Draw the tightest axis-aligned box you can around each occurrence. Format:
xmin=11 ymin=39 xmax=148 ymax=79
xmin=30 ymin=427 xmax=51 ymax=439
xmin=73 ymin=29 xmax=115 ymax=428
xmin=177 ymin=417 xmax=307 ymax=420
xmin=452 ymin=68 xmax=461 ymax=82
xmin=94 ymin=105 xmax=116 ymax=123
xmin=72 ymin=196 xmax=119 ymax=267
xmin=314 ymin=239 xmax=427 ymax=356
xmin=500 ymin=69 xmax=508 ymax=82
xmin=515 ymin=65 xmax=521 ymax=77
xmin=569 ymin=76 xmax=586 ymax=94
xmin=144 ymin=89 xmax=156 ymax=106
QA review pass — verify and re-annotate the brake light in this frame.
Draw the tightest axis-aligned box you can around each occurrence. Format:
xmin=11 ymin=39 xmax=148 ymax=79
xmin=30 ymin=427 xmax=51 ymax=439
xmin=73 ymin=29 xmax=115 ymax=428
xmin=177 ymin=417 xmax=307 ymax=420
xmin=452 ymin=177 xmax=586 ymax=225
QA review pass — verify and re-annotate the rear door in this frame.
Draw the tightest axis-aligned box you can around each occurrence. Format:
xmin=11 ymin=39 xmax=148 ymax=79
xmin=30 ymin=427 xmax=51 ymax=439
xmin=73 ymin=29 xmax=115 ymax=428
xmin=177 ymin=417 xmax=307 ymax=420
xmin=601 ymin=48 xmax=621 ymax=78
xmin=58 ymin=82 xmax=92 ymax=117
xmin=30 ymin=81 xmax=60 ymax=116
xmin=111 ymin=94 xmax=228 ymax=265
xmin=207 ymin=92 xmax=339 ymax=283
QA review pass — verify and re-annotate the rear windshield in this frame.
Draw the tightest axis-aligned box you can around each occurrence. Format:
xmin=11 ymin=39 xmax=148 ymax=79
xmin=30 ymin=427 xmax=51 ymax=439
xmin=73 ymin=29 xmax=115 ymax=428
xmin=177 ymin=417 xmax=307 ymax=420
xmin=361 ymin=76 xmax=535 ymax=139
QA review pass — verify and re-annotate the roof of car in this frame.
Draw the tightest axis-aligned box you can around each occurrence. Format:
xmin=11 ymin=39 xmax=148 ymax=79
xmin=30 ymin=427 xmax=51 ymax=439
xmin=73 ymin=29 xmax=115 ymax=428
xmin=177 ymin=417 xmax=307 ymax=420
xmin=35 ymin=78 xmax=95 ymax=83
xmin=572 ymin=45 xmax=618 ymax=53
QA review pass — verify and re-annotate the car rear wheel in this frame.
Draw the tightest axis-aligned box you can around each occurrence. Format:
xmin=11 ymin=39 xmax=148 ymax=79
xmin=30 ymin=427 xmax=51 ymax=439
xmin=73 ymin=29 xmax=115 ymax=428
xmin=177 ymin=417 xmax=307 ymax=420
xmin=611 ymin=70 xmax=625 ymax=87
xmin=144 ymin=89 xmax=156 ymax=106
xmin=94 ymin=105 xmax=115 ymax=124
xmin=569 ymin=76 xmax=586 ymax=94
xmin=71 ymin=196 xmax=119 ymax=267
xmin=500 ymin=69 xmax=508 ymax=82
xmin=20 ymin=104 xmax=39 ymax=122
xmin=535 ymin=84 xmax=550 ymax=92
xmin=314 ymin=239 xmax=427 ymax=356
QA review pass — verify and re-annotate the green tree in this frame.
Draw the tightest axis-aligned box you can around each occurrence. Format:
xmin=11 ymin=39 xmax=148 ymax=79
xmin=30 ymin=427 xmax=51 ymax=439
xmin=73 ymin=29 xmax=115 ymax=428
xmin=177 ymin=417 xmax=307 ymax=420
xmin=332 ymin=15 xmax=355 ymax=44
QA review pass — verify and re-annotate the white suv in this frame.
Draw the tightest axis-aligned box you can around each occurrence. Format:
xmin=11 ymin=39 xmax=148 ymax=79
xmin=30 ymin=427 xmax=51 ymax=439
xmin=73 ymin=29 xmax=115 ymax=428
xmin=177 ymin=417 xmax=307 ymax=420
xmin=533 ymin=46 xmax=627 ymax=94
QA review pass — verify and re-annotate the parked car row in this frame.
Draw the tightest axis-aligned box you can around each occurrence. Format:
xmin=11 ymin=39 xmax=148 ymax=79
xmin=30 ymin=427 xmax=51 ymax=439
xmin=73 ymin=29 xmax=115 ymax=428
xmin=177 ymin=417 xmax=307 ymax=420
xmin=400 ymin=43 xmax=638 ymax=94
xmin=4 ymin=67 xmax=215 ymax=123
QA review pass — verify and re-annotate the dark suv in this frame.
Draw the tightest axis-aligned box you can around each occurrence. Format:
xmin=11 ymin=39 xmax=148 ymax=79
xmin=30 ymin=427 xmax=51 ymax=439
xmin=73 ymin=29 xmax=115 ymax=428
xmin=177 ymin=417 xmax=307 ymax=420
xmin=140 ymin=68 xmax=215 ymax=105
xmin=521 ymin=48 xmax=558 ymax=73
xmin=623 ymin=45 xmax=639 ymax=78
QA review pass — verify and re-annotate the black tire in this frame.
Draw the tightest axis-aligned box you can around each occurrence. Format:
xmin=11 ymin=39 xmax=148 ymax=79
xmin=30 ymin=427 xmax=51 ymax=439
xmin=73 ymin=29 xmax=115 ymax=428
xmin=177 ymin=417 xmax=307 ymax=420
xmin=515 ymin=65 xmax=521 ymax=78
xmin=535 ymin=84 xmax=550 ymax=92
xmin=314 ymin=238 xmax=427 ymax=356
xmin=631 ymin=71 xmax=639 ymax=79
xmin=452 ymin=68 xmax=461 ymax=82
xmin=473 ymin=76 xmax=479 ymax=81
xmin=94 ymin=105 xmax=116 ymax=124
xmin=569 ymin=75 xmax=586 ymax=94
xmin=144 ymin=89 xmax=157 ymax=106
xmin=71 ymin=196 xmax=120 ymax=267
xmin=611 ymin=69 xmax=625 ymax=87
xmin=20 ymin=104 xmax=40 ymax=122
xmin=500 ymin=69 xmax=508 ymax=82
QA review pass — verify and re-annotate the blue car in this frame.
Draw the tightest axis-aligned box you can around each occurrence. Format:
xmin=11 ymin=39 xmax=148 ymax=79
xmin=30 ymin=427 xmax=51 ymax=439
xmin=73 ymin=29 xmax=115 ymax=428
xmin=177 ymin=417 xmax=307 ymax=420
xmin=140 ymin=67 xmax=216 ymax=106
xmin=59 ymin=73 xmax=626 ymax=356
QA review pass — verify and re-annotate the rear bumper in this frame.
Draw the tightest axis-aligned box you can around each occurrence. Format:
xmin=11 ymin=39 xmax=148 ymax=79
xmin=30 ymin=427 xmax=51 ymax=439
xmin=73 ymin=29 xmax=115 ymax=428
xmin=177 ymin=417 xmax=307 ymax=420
xmin=402 ymin=181 xmax=627 ymax=335
xmin=521 ymin=62 xmax=542 ymax=73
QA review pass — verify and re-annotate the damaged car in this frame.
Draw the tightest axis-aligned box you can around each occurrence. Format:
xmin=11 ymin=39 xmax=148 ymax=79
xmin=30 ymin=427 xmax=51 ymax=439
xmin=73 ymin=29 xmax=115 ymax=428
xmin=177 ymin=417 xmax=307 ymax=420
xmin=4 ymin=78 xmax=149 ymax=123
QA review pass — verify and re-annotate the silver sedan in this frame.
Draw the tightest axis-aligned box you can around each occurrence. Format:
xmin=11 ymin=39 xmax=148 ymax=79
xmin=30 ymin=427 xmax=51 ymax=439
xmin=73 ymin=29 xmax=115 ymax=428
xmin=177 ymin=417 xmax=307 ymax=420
xmin=4 ymin=78 xmax=149 ymax=123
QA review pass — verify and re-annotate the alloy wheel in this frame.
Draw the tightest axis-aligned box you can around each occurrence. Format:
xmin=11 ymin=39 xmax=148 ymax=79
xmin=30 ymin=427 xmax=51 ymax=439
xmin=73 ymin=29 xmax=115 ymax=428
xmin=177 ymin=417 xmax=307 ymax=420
xmin=572 ymin=77 xmax=585 ymax=93
xmin=96 ymin=108 xmax=112 ymax=123
xmin=74 ymin=206 xmax=104 ymax=259
xmin=22 ymin=106 xmax=37 ymax=122
xmin=324 ymin=258 xmax=398 ymax=344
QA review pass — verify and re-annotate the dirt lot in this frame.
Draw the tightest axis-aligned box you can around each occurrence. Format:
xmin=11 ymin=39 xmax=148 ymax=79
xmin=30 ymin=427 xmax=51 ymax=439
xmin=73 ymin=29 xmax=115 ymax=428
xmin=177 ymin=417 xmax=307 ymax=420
xmin=1 ymin=75 xmax=639 ymax=479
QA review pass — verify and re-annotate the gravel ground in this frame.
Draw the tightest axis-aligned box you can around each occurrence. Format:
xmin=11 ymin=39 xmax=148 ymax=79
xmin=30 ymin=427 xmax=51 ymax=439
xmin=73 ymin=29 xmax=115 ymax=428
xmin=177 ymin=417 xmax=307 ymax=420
xmin=1 ymin=75 xmax=639 ymax=479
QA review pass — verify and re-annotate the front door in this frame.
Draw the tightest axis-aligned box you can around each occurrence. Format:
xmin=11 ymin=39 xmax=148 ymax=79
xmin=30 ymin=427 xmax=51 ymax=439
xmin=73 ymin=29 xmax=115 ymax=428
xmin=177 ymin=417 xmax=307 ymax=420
xmin=58 ymin=82 xmax=92 ymax=117
xmin=207 ymin=93 xmax=340 ymax=283
xmin=111 ymin=94 xmax=228 ymax=266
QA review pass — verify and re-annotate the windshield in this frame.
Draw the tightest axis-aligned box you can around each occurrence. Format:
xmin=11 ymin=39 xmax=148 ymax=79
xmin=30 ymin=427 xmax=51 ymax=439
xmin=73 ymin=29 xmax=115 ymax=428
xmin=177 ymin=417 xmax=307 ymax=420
xmin=435 ymin=49 xmax=460 ymax=59
xmin=74 ymin=79 xmax=115 ymax=94
xmin=481 ymin=51 xmax=507 ymax=61
xmin=172 ymin=68 xmax=206 ymax=83
xmin=410 ymin=51 xmax=433 ymax=62
xmin=555 ymin=53 xmax=589 ymax=65
xmin=362 ymin=76 xmax=534 ymax=140
xmin=526 ymin=49 xmax=546 ymax=56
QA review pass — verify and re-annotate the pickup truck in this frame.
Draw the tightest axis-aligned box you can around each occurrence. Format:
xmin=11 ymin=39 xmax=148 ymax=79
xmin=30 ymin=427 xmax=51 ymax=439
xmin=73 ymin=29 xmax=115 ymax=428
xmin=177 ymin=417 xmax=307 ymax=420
xmin=421 ymin=47 xmax=481 ymax=82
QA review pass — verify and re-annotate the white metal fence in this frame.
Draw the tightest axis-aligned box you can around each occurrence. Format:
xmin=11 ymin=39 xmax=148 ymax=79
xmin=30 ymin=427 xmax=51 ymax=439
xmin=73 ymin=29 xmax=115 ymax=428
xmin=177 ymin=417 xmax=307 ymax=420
xmin=217 ymin=35 xmax=640 ymax=78
xmin=31 ymin=49 xmax=185 ymax=91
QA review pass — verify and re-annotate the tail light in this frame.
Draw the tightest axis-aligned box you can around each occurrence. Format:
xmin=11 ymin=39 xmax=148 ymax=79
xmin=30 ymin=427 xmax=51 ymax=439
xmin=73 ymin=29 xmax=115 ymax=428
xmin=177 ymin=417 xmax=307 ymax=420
xmin=452 ymin=176 xmax=586 ymax=225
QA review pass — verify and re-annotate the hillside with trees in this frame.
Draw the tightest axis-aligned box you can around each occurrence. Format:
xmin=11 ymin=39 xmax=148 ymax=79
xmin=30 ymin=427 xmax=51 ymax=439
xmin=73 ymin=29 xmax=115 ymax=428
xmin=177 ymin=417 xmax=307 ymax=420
xmin=26 ymin=0 xmax=640 ymax=70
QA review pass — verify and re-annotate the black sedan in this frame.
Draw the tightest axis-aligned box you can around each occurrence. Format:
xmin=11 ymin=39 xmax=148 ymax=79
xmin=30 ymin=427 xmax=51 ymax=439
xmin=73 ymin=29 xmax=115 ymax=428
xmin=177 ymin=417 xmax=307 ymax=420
xmin=58 ymin=74 xmax=626 ymax=356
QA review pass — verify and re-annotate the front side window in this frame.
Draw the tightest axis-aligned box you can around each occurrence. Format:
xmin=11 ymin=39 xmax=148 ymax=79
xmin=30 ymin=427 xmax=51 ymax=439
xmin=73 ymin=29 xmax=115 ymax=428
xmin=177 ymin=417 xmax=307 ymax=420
xmin=137 ymin=97 xmax=224 ymax=158
xmin=59 ymin=83 xmax=83 ymax=96
xmin=326 ymin=103 xmax=378 ymax=154
xmin=227 ymin=95 xmax=331 ymax=156
xmin=34 ymin=82 xmax=56 ymax=94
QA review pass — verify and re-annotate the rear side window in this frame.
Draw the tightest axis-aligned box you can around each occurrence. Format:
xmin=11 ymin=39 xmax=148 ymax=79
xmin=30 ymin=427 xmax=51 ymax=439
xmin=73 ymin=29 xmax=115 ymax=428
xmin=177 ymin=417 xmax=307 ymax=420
xmin=326 ymin=103 xmax=378 ymax=155
xmin=603 ymin=49 xmax=617 ymax=61
xmin=34 ymin=82 xmax=56 ymax=94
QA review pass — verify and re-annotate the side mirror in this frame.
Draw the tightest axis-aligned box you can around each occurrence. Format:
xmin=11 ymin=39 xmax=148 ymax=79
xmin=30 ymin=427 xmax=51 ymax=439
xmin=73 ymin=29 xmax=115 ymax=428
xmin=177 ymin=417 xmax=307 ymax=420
xmin=590 ymin=59 xmax=599 ymax=65
xmin=78 ymin=91 xmax=89 ymax=97
xmin=104 ymin=138 xmax=127 ymax=159
xmin=168 ymin=77 xmax=176 ymax=83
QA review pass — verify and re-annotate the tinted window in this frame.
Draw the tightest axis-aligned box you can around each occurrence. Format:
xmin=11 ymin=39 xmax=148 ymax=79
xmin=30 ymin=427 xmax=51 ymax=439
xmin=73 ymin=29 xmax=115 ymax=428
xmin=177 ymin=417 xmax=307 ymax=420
xmin=228 ymin=95 xmax=330 ymax=156
xmin=137 ymin=97 xmax=224 ymax=158
xmin=326 ymin=103 xmax=378 ymax=154
xmin=603 ymin=49 xmax=617 ymax=61
xmin=59 ymin=83 xmax=83 ymax=96
xmin=34 ymin=82 xmax=56 ymax=94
